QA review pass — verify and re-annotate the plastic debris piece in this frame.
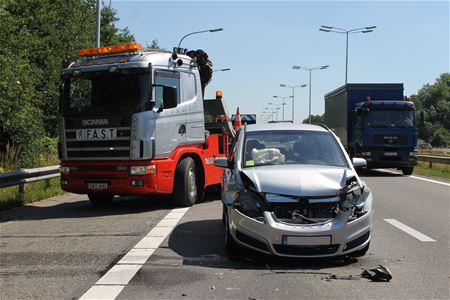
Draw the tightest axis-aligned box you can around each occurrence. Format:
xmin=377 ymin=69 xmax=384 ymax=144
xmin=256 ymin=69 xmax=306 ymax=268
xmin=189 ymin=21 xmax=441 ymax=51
xmin=226 ymin=287 xmax=241 ymax=291
xmin=361 ymin=265 xmax=393 ymax=282
xmin=210 ymin=286 xmax=216 ymax=290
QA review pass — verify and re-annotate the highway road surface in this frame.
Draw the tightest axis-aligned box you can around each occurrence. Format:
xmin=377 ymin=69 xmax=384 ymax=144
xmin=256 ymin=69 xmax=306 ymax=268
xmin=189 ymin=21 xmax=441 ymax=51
xmin=1 ymin=170 xmax=449 ymax=299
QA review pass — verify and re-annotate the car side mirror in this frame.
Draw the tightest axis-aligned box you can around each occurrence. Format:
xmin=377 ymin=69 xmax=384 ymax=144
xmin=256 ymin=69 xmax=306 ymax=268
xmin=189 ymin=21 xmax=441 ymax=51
xmin=352 ymin=157 xmax=367 ymax=168
xmin=214 ymin=158 xmax=232 ymax=168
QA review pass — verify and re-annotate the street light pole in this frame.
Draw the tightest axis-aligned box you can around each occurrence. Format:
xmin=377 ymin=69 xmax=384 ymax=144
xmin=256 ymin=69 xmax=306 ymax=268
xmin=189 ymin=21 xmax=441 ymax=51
xmin=292 ymin=65 xmax=329 ymax=124
xmin=177 ymin=28 xmax=223 ymax=48
xmin=273 ymin=96 xmax=292 ymax=121
xmin=280 ymin=84 xmax=307 ymax=122
xmin=320 ymin=25 xmax=376 ymax=84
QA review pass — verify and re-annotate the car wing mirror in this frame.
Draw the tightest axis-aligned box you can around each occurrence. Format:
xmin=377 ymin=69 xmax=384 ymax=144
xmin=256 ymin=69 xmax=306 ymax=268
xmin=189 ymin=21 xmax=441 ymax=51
xmin=214 ymin=158 xmax=232 ymax=168
xmin=352 ymin=157 xmax=367 ymax=168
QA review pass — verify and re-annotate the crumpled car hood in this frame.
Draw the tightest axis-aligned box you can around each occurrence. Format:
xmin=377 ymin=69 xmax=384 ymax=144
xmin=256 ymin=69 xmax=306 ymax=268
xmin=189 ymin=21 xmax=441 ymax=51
xmin=241 ymin=164 xmax=357 ymax=197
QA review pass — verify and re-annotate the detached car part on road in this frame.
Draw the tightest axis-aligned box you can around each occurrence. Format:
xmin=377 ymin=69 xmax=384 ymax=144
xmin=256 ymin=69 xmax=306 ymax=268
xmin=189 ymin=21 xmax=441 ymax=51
xmin=215 ymin=124 xmax=373 ymax=258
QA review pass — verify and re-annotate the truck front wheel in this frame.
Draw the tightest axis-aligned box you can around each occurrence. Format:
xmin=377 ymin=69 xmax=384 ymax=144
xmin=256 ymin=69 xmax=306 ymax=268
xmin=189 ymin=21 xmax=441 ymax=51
xmin=402 ymin=167 xmax=414 ymax=175
xmin=88 ymin=194 xmax=114 ymax=206
xmin=174 ymin=157 xmax=198 ymax=207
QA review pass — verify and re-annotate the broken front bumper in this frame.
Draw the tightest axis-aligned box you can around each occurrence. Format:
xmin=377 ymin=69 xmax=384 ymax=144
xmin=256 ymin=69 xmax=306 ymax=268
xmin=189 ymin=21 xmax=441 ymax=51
xmin=227 ymin=196 xmax=373 ymax=258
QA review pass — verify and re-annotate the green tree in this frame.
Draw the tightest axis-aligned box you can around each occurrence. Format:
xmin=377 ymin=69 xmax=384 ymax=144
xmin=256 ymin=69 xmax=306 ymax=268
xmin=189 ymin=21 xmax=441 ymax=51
xmin=412 ymin=73 xmax=450 ymax=147
xmin=0 ymin=0 xmax=136 ymax=167
xmin=302 ymin=114 xmax=325 ymax=124
xmin=100 ymin=2 xmax=134 ymax=45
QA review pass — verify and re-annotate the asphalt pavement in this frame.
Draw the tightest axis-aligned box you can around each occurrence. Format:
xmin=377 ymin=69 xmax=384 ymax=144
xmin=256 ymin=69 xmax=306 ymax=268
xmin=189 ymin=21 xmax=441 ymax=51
xmin=0 ymin=170 xmax=449 ymax=299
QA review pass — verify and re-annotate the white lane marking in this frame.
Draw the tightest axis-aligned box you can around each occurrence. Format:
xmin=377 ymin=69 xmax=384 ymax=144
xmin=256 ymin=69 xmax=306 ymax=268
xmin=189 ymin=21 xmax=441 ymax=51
xmin=117 ymin=249 xmax=156 ymax=265
xmin=96 ymin=265 xmax=142 ymax=285
xmin=384 ymin=219 xmax=436 ymax=242
xmin=133 ymin=236 xmax=166 ymax=248
xmin=79 ymin=285 xmax=125 ymax=300
xmin=378 ymin=169 xmax=450 ymax=187
xmin=79 ymin=207 xmax=190 ymax=300
xmin=157 ymin=218 xmax=181 ymax=227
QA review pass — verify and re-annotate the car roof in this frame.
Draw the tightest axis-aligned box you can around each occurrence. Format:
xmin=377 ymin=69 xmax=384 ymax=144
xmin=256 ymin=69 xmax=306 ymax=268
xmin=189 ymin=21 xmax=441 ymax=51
xmin=244 ymin=123 xmax=329 ymax=133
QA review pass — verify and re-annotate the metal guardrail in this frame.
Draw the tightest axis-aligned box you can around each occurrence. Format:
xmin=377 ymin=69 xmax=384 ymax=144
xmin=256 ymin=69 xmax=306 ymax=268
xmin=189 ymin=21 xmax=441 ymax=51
xmin=0 ymin=165 xmax=60 ymax=193
xmin=0 ymin=156 xmax=447 ymax=193
xmin=417 ymin=155 xmax=450 ymax=168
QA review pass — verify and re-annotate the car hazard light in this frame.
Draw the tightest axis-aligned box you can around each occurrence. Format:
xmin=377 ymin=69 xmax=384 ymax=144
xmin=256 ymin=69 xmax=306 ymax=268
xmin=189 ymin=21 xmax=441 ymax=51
xmin=78 ymin=43 xmax=144 ymax=57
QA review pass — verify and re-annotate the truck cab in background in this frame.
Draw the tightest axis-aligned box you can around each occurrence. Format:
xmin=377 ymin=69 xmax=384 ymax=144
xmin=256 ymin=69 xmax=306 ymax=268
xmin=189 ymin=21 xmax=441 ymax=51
xmin=325 ymin=83 xmax=417 ymax=175
xmin=59 ymin=44 xmax=232 ymax=206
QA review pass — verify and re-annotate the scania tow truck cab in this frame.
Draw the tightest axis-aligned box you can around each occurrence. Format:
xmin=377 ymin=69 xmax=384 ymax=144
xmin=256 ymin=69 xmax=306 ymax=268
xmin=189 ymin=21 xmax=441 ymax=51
xmin=59 ymin=43 xmax=232 ymax=206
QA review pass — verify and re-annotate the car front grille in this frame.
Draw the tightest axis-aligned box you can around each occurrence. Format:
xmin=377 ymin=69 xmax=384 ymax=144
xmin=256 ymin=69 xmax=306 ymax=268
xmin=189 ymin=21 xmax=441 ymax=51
xmin=273 ymin=244 xmax=339 ymax=256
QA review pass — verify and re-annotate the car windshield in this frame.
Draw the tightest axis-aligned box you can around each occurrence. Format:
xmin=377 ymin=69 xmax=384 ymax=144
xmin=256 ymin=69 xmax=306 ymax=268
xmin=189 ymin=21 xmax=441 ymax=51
xmin=62 ymin=72 xmax=149 ymax=116
xmin=243 ymin=130 xmax=347 ymax=168
xmin=366 ymin=110 xmax=414 ymax=128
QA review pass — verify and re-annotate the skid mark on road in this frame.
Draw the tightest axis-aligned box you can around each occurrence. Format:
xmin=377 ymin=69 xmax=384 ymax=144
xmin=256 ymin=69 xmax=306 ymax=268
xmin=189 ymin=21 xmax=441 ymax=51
xmin=79 ymin=207 xmax=190 ymax=300
xmin=384 ymin=218 xmax=436 ymax=242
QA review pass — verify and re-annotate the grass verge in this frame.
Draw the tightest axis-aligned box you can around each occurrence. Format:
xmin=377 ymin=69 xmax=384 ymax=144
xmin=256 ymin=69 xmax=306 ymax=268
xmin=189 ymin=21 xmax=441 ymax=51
xmin=413 ymin=161 xmax=450 ymax=181
xmin=0 ymin=178 xmax=65 ymax=211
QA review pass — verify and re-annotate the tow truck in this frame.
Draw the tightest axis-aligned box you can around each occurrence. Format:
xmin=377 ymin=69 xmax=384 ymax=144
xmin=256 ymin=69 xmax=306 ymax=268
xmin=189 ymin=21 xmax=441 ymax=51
xmin=59 ymin=43 xmax=233 ymax=206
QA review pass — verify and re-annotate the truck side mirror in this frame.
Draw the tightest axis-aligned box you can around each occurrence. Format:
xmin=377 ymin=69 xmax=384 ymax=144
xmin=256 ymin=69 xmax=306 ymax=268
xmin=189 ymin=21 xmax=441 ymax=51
xmin=154 ymin=85 xmax=178 ymax=112
xmin=351 ymin=110 xmax=357 ymax=122
xmin=163 ymin=86 xmax=178 ymax=109
xmin=420 ymin=111 xmax=425 ymax=126
xmin=59 ymin=83 xmax=64 ymax=114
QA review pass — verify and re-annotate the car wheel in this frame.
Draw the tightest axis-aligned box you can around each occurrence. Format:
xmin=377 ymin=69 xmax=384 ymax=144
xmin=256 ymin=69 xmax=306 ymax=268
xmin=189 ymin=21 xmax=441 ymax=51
xmin=174 ymin=157 xmax=198 ymax=207
xmin=350 ymin=241 xmax=370 ymax=257
xmin=224 ymin=208 xmax=240 ymax=254
xmin=88 ymin=194 xmax=114 ymax=206
xmin=402 ymin=167 xmax=414 ymax=176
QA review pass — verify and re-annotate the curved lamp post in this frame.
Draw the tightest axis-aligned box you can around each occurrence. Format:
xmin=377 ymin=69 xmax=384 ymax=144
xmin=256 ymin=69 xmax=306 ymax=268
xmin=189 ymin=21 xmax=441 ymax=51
xmin=279 ymin=84 xmax=307 ymax=122
xmin=178 ymin=28 xmax=223 ymax=48
xmin=292 ymin=65 xmax=329 ymax=124
xmin=320 ymin=25 xmax=376 ymax=84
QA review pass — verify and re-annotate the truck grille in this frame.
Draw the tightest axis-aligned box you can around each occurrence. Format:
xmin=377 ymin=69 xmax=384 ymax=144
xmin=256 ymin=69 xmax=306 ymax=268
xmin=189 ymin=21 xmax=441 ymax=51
xmin=64 ymin=128 xmax=130 ymax=160
xmin=373 ymin=135 xmax=408 ymax=145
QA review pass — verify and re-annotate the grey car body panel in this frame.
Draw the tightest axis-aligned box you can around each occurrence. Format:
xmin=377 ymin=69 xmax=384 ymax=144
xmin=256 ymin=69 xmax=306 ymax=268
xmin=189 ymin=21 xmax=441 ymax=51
xmin=241 ymin=165 xmax=356 ymax=197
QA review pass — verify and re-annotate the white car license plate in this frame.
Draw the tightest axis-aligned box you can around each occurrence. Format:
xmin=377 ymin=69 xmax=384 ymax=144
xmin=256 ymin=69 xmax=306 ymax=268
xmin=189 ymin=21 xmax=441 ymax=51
xmin=384 ymin=152 xmax=397 ymax=156
xmin=87 ymin=182 xmax=108 ymax=190
xmin=282 ymin=235 xmax=331 ymax=246
xmin=76 ymin=128 xmax=117 ymax=140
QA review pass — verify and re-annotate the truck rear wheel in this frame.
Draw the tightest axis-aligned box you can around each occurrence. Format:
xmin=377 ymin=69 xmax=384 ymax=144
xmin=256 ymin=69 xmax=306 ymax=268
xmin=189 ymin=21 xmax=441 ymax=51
xmin=88 ymin=194 xmax=114 ymax=206
xmin=174 ymin=157 xmax=198 ymax=207
xmin=402 ymin=167 xmax=414 ymax=175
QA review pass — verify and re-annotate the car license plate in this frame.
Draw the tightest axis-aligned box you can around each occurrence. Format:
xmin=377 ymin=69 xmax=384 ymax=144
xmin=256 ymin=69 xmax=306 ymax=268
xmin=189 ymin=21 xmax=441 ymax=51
xmin=87 ymin=182 xmax=108 ymax=190
xmin=282 ymin=235 xmax=331 ymax=246
xmin=384 ymin=152 xmax=397 ymax=156
xmin=76 ymin=128 xmax=117 ymax=140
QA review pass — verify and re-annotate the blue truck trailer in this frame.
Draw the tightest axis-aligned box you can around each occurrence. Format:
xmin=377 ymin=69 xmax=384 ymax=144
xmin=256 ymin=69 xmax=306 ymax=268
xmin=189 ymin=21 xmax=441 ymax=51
xmin=324 ymin=83 xmax=417 ymax=175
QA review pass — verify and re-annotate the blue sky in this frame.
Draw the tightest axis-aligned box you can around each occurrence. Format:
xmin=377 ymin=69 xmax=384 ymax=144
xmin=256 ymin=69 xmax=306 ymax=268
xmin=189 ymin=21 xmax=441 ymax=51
xmin=112 ymin=1 xmax=449 ymax=122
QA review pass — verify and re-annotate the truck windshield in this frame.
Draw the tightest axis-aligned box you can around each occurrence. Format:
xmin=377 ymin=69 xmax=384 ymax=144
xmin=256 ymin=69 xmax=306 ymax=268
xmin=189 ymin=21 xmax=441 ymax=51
xmin=62 ymin=72 xmax=149 ymax=115
xmin=366 ymin=110 xmax=414 ymax=128
xmin=243 ymin=130 xmax=347 ymax=168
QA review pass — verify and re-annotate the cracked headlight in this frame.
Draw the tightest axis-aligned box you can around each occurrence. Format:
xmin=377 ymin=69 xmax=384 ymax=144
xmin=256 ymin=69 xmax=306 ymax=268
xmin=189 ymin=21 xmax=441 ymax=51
xmin=234 ymin=189 xmax=267 ymax=218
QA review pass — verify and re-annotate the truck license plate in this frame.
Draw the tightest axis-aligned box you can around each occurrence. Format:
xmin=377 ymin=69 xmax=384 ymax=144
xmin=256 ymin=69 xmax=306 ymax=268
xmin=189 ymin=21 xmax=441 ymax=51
xmin=76 ymin=128 xmax=117 ymax=140
xmin=384 ymin=152 xmax=397 ymax=156
xmin=87 ymin=182 xmax=108 ymax=190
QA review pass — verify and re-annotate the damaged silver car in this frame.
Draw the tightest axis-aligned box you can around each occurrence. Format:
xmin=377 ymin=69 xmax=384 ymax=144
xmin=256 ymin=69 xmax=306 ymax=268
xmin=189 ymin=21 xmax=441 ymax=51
xmin=214 ymin=123 xmax=372 ymax=258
